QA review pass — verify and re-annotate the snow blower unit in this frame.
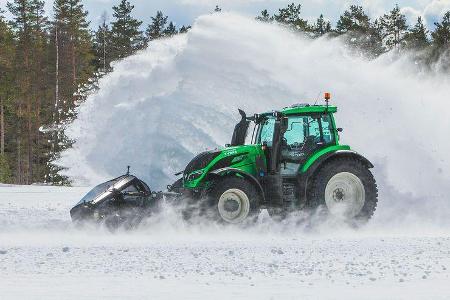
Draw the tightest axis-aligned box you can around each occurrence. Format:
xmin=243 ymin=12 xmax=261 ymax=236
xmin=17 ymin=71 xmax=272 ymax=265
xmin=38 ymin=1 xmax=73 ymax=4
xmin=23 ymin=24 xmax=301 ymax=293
xmin=70 ymin=93 xmax=378 ymax=227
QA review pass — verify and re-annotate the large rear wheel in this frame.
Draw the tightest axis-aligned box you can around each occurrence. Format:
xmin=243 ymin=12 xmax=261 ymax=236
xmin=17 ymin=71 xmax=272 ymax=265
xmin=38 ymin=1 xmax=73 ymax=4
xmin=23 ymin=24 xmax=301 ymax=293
xmin=206 ymin=177 xmax=260 ymax=224
xmin=307 ymin=157 xmax=378 ymax=221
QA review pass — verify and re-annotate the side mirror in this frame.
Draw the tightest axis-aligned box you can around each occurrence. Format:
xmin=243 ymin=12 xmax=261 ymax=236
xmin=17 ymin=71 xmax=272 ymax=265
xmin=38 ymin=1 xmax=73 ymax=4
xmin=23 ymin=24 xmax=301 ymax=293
xmin=337 ymin=128 xmax=343 ymax=132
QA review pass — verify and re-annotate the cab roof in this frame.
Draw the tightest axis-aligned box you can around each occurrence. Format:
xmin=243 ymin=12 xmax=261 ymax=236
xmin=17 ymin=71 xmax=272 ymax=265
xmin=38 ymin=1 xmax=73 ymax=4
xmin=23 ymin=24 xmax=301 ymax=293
xmin=282 ymin=104 xmax=337 ymax=115
xmin=263 ymin=104 xmax=337 ymax=116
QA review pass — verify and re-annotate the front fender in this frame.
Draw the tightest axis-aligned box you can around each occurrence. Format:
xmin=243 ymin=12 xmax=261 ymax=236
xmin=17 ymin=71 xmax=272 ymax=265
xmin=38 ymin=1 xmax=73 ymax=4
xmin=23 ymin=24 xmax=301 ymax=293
xmin=207 ymin=167 xmax=265 ymax=202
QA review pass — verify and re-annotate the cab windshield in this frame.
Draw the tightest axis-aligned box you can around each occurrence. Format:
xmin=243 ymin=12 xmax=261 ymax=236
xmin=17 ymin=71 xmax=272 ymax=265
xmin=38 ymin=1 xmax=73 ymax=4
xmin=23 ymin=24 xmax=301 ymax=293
xmin=255 ymin=116 xmax=276 ymax=146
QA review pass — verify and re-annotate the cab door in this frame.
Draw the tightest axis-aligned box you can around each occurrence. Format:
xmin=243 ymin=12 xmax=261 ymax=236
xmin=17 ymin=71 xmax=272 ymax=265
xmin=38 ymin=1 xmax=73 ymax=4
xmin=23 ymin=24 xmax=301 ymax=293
xmin=281 ymin=114 xmax=335 ymax=176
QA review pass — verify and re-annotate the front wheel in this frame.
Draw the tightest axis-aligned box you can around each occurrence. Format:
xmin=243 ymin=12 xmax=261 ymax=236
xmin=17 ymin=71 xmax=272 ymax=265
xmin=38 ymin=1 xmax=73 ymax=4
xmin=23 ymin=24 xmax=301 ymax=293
xmin=307 ymin=157 xmax=378 ymax=222
xmin=206 ymin=177 xmax=260 ymax=224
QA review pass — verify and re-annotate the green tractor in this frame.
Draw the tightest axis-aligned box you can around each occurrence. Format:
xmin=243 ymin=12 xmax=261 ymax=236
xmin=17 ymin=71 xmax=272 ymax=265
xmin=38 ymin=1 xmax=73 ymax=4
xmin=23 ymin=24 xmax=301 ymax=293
xmin=172 ymin=94 xmax=378 ymax=223
xmin=71 ymin=94 xmax=378 ymax=226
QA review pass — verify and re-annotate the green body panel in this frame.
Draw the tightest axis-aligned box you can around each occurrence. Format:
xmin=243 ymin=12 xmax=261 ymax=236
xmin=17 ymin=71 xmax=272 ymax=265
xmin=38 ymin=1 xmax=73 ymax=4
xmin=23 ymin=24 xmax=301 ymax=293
xmin=300 ymin=144 xmax=350 ymax=173
xmin=183 ymin=144 xmax=265 ymax=189
xmin=183 ymin=104 xmax=347 ymax=189
xmin=280 ymin=105 xmax=337 ymax=115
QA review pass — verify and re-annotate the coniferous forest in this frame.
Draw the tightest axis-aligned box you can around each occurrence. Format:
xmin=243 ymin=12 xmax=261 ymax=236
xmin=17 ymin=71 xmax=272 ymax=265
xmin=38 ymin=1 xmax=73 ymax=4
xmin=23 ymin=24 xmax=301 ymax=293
xmin=0 ymin=1 xmax=449 ymax=185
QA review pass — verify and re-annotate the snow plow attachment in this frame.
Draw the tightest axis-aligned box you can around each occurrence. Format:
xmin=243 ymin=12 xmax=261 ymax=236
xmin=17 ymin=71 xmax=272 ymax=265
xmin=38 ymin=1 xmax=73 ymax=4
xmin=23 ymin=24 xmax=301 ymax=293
xmin=70 ymin=174 xmax=178 ymax=229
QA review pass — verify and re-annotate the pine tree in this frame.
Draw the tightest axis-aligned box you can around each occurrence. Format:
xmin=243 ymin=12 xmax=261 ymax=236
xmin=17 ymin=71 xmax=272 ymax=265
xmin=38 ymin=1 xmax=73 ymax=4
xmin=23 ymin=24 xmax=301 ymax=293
xmin=93 ymin=12 xmax=112 ymax=72
xmin=336 ymin=5 xmax=370 ymax=34
xmin=0 ymin=9 xmax=15 ymax=182
xmin=110 ymin=0 xmax=144 ymax=60
xmin=431 ymin=11 xmax=450 ymax=50
xmin=28 ymin=0 xmax=51 ymax=182
xmin=335 ymin=5 xmax=384 ymax=58
xmin=256 ymin=9 xmax=272 ymax=23
xmin=6 ymin=1 xmax=54 ymax=183
xmin=163 ymin=21 xmax=178 ymax=37
xmin=380 ymin=5 xmax=408 ymax=52
xmin=7 ymin=0 xmax=35 ymax=183
xmin=430 ymin=11 xmax=450 ymax=70
xmin=273 ymin=3 xmax=310 ymax=32
xmin=404 ymin=16 xmax=429 ymax=51
xmin=312 ymin=14 xmax=331 ymax=37
xmin=179 ymin=25 xmax=191 ymax=33
xmin=145 ymin=11 xmax=167 ymax=42
xmin=53 ymin=0 xmax=93 ymax=109
xmin=48 ymin=0 xmax=93 ymax=185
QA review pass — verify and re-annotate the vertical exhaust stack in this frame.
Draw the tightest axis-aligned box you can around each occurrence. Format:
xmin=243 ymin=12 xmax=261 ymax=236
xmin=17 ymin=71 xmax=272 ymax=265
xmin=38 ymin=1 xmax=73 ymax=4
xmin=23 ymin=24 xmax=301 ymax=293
xmin=230 ymin=109 xmax=250 ymax=146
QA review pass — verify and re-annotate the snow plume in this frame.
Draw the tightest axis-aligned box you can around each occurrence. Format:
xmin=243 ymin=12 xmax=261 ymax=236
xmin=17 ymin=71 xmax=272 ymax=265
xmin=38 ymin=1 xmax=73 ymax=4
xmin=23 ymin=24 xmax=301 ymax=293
xmin=59 ymin=13 xmax=450 ymax=228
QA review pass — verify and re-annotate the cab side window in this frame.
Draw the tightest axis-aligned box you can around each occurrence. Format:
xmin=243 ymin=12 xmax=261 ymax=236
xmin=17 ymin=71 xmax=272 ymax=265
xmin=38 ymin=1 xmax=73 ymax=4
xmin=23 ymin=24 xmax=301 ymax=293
xmin=283 ymin=116 xmax=305 ymax=147
xmin=321 ymin=114 xmax=335 ymax=144
xmin=282 ymin=114 xmax=336 ymax=163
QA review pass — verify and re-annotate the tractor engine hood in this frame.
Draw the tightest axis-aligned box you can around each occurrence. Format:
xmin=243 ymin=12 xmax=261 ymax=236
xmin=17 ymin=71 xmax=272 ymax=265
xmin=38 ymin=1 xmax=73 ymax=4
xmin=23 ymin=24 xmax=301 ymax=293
xmin=183 ymin=150 xmax=222 ymax=178
xmin=183 ymin=144 xmax=262 ymax=184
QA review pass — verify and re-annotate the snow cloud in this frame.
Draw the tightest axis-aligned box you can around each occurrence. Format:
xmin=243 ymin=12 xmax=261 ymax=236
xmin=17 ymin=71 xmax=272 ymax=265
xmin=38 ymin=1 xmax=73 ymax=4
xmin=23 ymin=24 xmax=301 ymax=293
xmin=60 ymin=13 xmax=450 ymax=230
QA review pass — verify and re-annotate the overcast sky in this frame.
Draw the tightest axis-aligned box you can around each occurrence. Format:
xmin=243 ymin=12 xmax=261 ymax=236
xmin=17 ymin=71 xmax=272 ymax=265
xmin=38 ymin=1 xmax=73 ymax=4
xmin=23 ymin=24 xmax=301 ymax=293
xmin=1 ymin=0 xmax=449 ymax=29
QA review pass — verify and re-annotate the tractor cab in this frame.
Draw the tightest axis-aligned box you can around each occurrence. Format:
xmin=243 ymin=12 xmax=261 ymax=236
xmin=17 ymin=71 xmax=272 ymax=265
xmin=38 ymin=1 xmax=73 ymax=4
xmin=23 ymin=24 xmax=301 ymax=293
xmin=252 ymin=104 xmax=339 ymax=176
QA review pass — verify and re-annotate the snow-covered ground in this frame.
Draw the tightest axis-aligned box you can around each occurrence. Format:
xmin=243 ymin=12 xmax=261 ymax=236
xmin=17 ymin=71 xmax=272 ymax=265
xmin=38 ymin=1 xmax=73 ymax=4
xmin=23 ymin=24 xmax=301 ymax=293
xmin=1 ymin=185 xmax=450 ymax=299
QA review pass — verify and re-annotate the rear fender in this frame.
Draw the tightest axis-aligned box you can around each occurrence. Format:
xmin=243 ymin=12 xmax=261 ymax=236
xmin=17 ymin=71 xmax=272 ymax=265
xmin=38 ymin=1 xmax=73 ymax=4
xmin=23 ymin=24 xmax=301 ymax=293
xmin=207 ymin=167 xmax=265 ymax=202
xmin=303 ymin=150 xmax=373 ymax=177
xmin=298 ymin=150 xmax=374 ymax=202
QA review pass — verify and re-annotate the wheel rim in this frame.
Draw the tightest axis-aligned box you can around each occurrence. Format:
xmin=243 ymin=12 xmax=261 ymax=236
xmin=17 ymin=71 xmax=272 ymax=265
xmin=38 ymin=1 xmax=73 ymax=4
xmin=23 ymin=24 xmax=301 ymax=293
xmin=217 ymin=188 xmax=250 ymax=223
xmin=324 ymin=172 xmax=365 ymax=219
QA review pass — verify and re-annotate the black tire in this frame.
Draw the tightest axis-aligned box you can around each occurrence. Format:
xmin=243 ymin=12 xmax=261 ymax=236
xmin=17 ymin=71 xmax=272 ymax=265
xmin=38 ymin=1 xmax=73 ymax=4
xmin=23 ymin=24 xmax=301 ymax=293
xmin=307 ymin=157 xmax=378 ymax=222
xmin=205 ymin=176 xmax=260 ymax=224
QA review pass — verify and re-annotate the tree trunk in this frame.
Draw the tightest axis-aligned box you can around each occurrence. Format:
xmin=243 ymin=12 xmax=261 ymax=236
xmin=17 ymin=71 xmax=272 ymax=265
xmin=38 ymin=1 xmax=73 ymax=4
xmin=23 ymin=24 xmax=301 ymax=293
xmin=103 ymin=27 xmax=106 ymax=71
xmin=17 ymin=127 xmax=22 ymax=184
xmin=71 ymin=38 xmax=76 ymax=104
xmin=0 ymin=96 xmax=4 ymax=156
xmin=54 ymin=25 xmax=59 ymax=153
xmin=27 ymin=99 xmax=33 ymax=184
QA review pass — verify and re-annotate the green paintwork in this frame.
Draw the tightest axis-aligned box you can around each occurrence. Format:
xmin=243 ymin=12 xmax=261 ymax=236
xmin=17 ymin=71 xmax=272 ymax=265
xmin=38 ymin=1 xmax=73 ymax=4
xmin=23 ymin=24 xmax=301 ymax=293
xmin=183 ymin=144 xmax=264 ymax=189
xmin=261 ymin=105 xmax=337 ymax=117
xmin=183 ymin=104 xmax=347 ymax=189
xmin=281 ymin=105 xmax=337 ymax=115
xmin=300 ymin=144 xmax=351 ymax=173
